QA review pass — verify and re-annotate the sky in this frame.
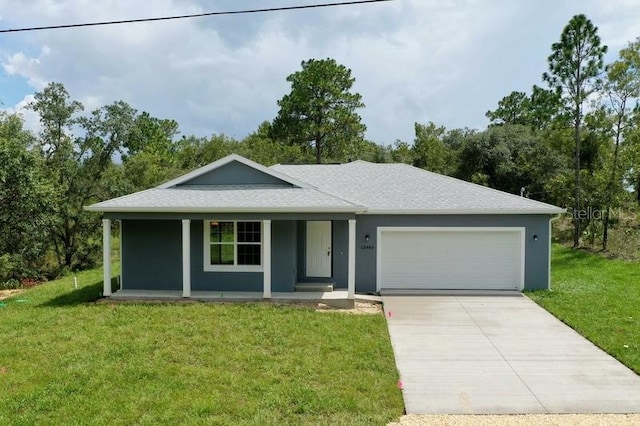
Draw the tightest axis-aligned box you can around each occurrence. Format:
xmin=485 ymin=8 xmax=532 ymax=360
xmin=0 ymin=0 xmax=638 ymax=145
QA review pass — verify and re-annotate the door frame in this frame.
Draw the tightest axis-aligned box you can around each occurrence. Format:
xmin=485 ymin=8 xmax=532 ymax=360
xmin=305 ymin=220 xmax=332 ymax=278
xmin=375 ymin=226 xmax=525 ymax=292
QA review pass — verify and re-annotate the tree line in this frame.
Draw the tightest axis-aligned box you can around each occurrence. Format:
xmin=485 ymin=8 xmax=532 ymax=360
xmin=1 ymin=14 xmax=639 ymax=284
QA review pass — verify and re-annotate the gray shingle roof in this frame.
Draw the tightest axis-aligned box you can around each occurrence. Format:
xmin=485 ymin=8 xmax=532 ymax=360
xmin=86 ymin=185 xmax=364 ymax=213
xmin=86 ymin=155 xmax=564 ymax=214
xmin=271 ymin=161 xmax=564 ymax=214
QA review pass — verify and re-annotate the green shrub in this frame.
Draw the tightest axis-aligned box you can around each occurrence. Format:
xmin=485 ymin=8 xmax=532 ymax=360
xmin=0 ymin=278 xmax=21 ymax=290
xmin=0 ymin=253 xmax=18 ymax=282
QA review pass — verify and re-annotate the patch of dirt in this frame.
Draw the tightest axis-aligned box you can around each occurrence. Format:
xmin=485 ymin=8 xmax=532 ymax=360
xmin=0 ymin=289 xmax=24 ymax=301
xmin=315 ymin=301 xmax=382 ymax=315
xmin=389 ymin=414 xmax=640 ymax=426
xmin=20 ymin=278 xmax=41 ymax=288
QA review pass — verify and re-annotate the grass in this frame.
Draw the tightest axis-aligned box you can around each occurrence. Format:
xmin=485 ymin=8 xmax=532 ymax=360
xmin=0 ymin=267 xmax=403 ymax=425
xmin=528 ymin=244 xmax=640 ymax=374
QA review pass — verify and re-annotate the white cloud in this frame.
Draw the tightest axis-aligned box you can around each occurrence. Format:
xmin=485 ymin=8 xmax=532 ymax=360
xmin=0 ymin=0 xmax=639 ymax=145
xmin=3 ymin=46 xmax=50 ymax=89
xmin=5 ymin=94 xmax=41 ymax=135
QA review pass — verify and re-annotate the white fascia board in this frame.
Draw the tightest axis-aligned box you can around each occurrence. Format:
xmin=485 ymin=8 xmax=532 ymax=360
xmin=363 ymin=207 xmax=566 ymax=215
xmin=83 ymin=205 xmax=368 ymax=214
xmin=156 ymin=154 xmax=313 ymax=189
xmin=85 ymin=205 xmax=564 ymax=215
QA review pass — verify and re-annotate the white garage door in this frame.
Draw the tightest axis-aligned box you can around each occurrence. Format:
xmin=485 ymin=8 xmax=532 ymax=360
xmin=378 ymin=227 xmax=524 ymax=291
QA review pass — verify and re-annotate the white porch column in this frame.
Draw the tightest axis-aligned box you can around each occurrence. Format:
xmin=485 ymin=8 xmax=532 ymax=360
xmin=348 ymin=219 xmax=356 ymax=299
xmin=102 ymin=218 xmax=112 ymax=297
xmin=182 ymin=219 xmax=191 ymax=298
xmin=263 ymin=220 xmax=272 ymax=299
xmin=119 ymin=221 xmax=123 ymax=290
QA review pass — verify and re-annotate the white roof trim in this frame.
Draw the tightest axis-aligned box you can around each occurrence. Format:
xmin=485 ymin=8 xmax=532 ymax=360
xmin=85 ymin=205 xmax=562 ymax=215
xmin=157 ymin=154 xmax=313 ymax=189
xmin=363 ymin=208 xmax=566 ymax=215
xmin=84 ymin=206 xmax=366 ymax=214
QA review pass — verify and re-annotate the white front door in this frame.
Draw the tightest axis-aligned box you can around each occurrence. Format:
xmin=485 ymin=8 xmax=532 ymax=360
xmin=306 ymin=221 xmax=332 ymax=277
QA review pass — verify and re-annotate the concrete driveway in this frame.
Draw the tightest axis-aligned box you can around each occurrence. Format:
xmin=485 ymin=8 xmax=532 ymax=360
xmin=382 ymin=295 xmax=640 ymax=414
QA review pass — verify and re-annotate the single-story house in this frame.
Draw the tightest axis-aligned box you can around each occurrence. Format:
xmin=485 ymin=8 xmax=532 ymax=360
xmin=86 ymin=154 xmax=564 ymax=300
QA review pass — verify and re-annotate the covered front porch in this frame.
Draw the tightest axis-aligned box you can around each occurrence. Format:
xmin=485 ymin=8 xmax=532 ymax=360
xmin=101 ymin=217 xmax=357 ymax=304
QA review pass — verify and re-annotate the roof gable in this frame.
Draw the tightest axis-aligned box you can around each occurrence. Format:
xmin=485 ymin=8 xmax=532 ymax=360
xmin=178 ymin=161 xmax=292 ymax=187
xmin=157 ymin=154 xmax=311 ymax=189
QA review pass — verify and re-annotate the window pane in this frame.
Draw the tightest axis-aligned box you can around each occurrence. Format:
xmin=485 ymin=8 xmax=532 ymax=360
xmin=210 ymin=244 xmax=220 ymax=264
xmin=238 ymin=244 xmax=261 ymax=265
xmin=221 ymin=244 xmax=234 ymax=264
xmin=210 ymin=221 xmax=234 ymax=243
xmin=238 ymin=221 xmax=261 ymax=243
xmin=211 ymin=244 xmax=234 ymax=265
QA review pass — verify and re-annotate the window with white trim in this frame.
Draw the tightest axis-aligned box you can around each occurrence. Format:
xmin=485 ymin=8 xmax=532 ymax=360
xmin=204 ymin=221 xmax=262 ymax=271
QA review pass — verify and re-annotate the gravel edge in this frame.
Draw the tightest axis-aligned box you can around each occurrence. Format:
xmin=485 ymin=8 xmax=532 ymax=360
xmin=388 ymin=413 xmax=640 ymax=426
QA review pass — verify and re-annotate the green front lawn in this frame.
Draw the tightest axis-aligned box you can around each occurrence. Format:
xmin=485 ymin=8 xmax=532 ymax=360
xmin=528 ymin=244 xmax=640 ymax=374
xmin=0 ymin=269 xmax=403 ymax=425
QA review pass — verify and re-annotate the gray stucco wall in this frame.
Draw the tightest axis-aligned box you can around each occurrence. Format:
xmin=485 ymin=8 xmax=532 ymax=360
xmin=354 ymin=214 xmax=553 ymax=294
xmin=332 ymin=220 xmax=349 ymax=289
xmin=270 ymin=220 xmax=297 ymax=292
xmin=121 ymin=214 xmax=552 ymax=294
xmin=179 ymin=161 xmax=293 ymax=186
xmin=296 ymin=220 xmax=349 ymax=288
xmin=121 ymin=220 xmax=182 ymax=290
xmin=122 ymin=219 xmax=298 ymax=292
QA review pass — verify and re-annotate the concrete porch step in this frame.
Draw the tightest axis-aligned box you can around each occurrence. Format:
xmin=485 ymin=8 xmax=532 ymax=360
xmin=295 ymin=282 xmax=334 ymax=292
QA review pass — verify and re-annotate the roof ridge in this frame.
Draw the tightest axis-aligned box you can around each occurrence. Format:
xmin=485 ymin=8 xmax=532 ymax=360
xmin=269 ymin=164 xmax=367 ymax=208
xmin=307 ymin=185 xmax=368 ymax=209
xmin=272 ymin=162 xmax=350 ymax=168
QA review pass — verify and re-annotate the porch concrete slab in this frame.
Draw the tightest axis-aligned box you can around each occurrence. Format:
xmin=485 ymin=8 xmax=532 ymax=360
xmin=109 ymin=290 xmax=264 ymax=301
xmin=109 ymin=289 xmax=353 ymax=307
xmin=383 ymin=295 xmax=640 ymax=415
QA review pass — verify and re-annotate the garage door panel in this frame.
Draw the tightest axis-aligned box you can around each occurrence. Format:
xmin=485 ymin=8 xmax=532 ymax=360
xmin=379 ymin=229 xmax=522 ymax=291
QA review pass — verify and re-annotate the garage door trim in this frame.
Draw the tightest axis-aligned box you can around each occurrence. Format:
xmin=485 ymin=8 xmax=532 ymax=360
xmin=375 ymin=227 xmax=526 ymax=292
